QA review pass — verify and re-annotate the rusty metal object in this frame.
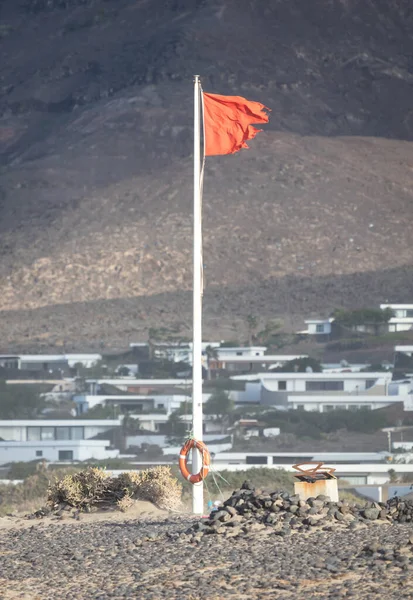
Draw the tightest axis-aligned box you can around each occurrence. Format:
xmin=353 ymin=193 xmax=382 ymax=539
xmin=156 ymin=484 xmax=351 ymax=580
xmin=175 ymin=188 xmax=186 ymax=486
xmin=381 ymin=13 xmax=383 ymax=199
xmin=292 ymin=461 xmax=337 ymax=482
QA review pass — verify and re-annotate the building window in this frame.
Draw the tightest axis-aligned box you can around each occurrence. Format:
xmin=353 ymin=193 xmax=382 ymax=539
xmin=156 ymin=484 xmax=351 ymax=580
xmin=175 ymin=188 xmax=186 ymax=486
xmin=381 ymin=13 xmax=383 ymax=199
xmin=236 ymin=352 xmax=243 ymax=356
xmin=306 ymin=381 xmax=344 ymax=391
xmin=70 ymin=427 xmax=84 ymax=440
xmin=41 ymin=427 xmax=55 ymax=441
xmin=278 ymin=381 xmax=287 ymax=391
xmin=56 ymin=427 xmax=71 ymax=440
xmin=27 ymin=427 xmax=41 ymax=441
xmin=340 ymin=476 xmax=367 ymax=485
xmin=365 ymin=379 xmax=376 ymax=390
xmin=406 ymin=310 xmax=413 ymax=318
xmin=58 ymin=450 xmax=73 ymax=461
xmin=324 ymin=405 xmax=336 ymax=412
xmin=246 ymin=455 xmax=268 ymax=465
xmin=27 ymin=426 xmax=84 ymax=442
xmin=36 ymin=450 xmax=43 ymax=457
xmin=316 ymin=324 xmax=324 ymax=333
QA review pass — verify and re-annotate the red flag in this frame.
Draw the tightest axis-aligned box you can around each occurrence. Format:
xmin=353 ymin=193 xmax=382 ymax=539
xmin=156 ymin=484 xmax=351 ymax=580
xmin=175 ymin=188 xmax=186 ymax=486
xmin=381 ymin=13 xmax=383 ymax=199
xmin=202 ymin=92 xmax=270 ymax=156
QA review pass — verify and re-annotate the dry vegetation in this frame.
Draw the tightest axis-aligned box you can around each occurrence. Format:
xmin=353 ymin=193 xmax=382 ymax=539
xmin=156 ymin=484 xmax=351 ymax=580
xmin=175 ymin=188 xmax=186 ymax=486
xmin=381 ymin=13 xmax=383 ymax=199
xmin=0 ymin=465 xmax=183 ymax=516
xmin=47 ymin=466 xmax=183 ymax=512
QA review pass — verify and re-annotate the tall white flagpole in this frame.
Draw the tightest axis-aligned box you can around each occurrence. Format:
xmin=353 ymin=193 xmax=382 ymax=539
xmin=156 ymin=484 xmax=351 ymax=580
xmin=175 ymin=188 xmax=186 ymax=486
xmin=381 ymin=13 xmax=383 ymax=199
xmin=192 ymin=74 xmax=204 ymax=514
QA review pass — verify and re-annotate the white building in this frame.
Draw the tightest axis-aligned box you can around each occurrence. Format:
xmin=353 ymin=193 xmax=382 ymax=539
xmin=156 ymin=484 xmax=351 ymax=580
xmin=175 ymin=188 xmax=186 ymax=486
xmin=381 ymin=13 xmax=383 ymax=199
xmin=74 ymin=394 xmax=187 ymax=415
xmin=380 ymin=304 xmax=413 ymax=332
xmin=130 ymin=341 xmax=220 ymax=366
xmin=85 ymin=378 xmax=193 ymax=395
xmin=209 ymin=352 xmax=308 ymax=375
xmin=0 ymin=353 xmax=101 ymax=371
xmin=208 ymin=451 xmax=410 ymax=485
xmin=297 ymin=318 xmax=334 ymax=336
xmin=287 ymin=395 xmax=405 ymax=412
xmin=0 ymin=419 xmax=120 ymax=464
xmin=217 ymin=346 xmax=267 ymax=358
xmin=321 ymin=361 xmax=375 ymax=373
xmin=260 ymin=372 xmax=392 ymax=409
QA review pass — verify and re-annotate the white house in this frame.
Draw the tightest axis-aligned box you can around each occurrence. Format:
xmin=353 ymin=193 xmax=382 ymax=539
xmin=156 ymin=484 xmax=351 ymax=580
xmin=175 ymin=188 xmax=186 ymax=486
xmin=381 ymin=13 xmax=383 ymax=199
xmin=297 ymin=319 xmax=333 ymax=336
xmin=85 ymin=378 xmax=193 ymax=395
xmin=0 ymin=354 xmax=101 ymax=372
xmin=211 ymin=451 xmax=390 ymax=466
xmin=217 ymin=346 xmax=267 ymax=358
xmin=208 ymin=451 xmax=411 ymax=485
xmin=286 ymin=395 xmax=405 ymax=412
xmin=0 ymin=419 xmax=121 ymax=464
xmin=209 ymin=352 xmax=307 ymax=375
xmin=74 ymin=394 xmax=186 ymax=415
xmin=130 ymin=341 xmax=220 ymax=366
xmin=250 ymin=371 xmax=392 ymax=409
xmin=380 ymin=304 xmax=413 ymax=332
xmin=321 ymin=361 xmax=375 ymax=373
xmin=260 ymin=371 xmax=391 ymax=394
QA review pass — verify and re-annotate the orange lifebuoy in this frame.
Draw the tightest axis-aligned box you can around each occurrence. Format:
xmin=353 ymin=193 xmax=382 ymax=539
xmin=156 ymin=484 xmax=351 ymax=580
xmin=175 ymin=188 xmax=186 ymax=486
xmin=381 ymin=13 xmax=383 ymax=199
xmin=179 ymin=439 xmax=211 ymax=484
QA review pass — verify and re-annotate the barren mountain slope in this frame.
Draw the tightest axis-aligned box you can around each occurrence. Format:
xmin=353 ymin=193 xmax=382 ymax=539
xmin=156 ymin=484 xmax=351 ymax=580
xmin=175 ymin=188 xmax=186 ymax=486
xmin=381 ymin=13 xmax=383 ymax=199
xmin=0 ymin=0 xmax=413 ymax=348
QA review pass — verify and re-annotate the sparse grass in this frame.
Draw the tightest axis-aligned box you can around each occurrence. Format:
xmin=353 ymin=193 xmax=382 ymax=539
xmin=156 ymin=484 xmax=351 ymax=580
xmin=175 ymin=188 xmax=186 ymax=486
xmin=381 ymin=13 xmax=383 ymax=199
xmin=172 ymin=466 xmax=295 ymax=501
xmin=0 ymin=465 xmax=80 ymax=516
xmin=47 ymin=465 xmax=182 ymax=512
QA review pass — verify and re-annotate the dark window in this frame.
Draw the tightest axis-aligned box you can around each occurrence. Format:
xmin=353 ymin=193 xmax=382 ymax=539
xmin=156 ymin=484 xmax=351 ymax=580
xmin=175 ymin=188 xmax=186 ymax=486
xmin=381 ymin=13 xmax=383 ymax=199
xmin=316 ymin=324 xmax=324 ymax=333
xmin=70 ymin=427 xmax=84 ymax=440
xmin=406 ymin=310 xmax=413 ymax=318
xmin=58 ymin=450 xmax=73 ymax=461
xmin=306 ymin=381 xmax=344 ymax=391
xmin=278 ymin=381 xmax=287 ymax=391
xmin=365 ymin=379 xmax=376 ymax=390
xmin=236 ymin=352 xmax=243 ymax=356
xmin=56 ymin=427 xmax=70 ymax=441
xmin=246 ymin=455 xmax=268 ymax=465
xmin=36 ymin=450 xmax=43 ymax=457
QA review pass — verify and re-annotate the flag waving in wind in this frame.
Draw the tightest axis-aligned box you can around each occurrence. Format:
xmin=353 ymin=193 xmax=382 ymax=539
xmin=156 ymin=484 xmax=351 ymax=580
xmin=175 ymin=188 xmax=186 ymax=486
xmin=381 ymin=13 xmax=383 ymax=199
xmin=202 ymin=92 xmax=270 ymax=156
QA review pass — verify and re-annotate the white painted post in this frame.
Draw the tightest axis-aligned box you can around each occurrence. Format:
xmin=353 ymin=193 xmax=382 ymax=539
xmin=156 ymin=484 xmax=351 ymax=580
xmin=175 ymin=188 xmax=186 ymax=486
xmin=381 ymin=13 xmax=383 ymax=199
xmin=192 ymin=75 xmax=204 ymax=514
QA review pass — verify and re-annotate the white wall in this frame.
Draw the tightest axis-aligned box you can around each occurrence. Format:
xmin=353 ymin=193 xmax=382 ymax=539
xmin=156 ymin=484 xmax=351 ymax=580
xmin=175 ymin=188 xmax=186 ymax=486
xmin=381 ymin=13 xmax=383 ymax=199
xmin=0 ymin=426 xmax=24 ymax=441
xmin=74 ymin=394 xmax=186 ymax=415
xmin=261 ymin=373 xmax=392 ymax=394
xmin=0 ymin=420 xmax=120 ymax=442
xmin=126 ymin=433 xmax=231 ymax=450
xmin=388 ymin=320 xmax=413 ymax=332
xmin=0 ymin=440 xmax=119 ymax=465
xmin=288 ymin=395 xmax=401 ymax=412
xmin=218 ymin=347 xmax=266 ymax=358
xmin=162 ymin=442 xmax=233 ymax=456
xmin=231 ymin=382 xmax=261 ymax=404
xmin=306 ymin=321 xmax=332 ymax=335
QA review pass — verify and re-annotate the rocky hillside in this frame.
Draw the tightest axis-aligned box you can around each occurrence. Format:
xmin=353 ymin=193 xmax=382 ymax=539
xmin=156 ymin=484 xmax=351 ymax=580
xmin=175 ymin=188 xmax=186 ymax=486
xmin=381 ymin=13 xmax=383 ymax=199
xmin=0 ymin=0 xmax=413 ymax=349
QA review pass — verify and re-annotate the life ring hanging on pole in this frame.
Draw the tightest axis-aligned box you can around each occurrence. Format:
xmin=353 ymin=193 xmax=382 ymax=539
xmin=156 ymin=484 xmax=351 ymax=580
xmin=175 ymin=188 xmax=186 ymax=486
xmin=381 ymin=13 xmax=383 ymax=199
xmin=179 ymin=439 xmax=211 ymax=484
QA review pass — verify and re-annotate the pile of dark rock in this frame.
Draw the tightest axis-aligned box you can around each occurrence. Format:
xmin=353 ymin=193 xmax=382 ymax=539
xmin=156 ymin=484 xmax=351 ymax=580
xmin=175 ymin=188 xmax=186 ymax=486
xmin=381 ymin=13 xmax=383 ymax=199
xmin=181 ymin=482 xmax=413 ymax=542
